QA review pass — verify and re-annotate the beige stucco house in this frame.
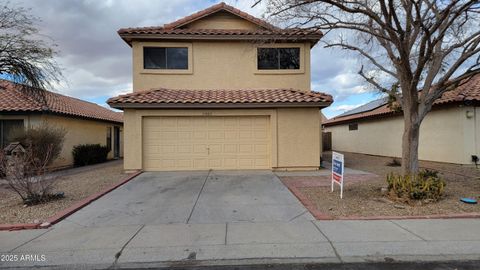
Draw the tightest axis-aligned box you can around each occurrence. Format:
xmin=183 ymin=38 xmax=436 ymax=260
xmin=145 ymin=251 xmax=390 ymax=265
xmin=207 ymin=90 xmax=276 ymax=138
xmin=0 ymin=80 xmax=123 ymax=169
xmin=108 ymin=2 xmax=333 ymax=171
xmin=323 ymin=74 xmax=480 ymax=165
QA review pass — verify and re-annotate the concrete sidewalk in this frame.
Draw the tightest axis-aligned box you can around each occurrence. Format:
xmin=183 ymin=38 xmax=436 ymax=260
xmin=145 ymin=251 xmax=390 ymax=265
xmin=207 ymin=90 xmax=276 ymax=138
xmin=1 ymin=218 xmax=480 ymax=269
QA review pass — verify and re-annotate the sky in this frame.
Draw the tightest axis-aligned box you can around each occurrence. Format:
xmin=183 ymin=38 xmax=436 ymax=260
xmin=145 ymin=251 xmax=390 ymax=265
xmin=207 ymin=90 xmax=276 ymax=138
xmin=13 ymin=0 xmax=382 ymax=119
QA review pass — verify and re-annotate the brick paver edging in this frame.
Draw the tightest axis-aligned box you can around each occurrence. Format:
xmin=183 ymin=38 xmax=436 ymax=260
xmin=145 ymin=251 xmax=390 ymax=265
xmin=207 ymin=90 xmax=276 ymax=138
xmin=280 ymin=177 xmax=480 ymax=221
xmin=0 ymin=170 xmax=142 ymax=231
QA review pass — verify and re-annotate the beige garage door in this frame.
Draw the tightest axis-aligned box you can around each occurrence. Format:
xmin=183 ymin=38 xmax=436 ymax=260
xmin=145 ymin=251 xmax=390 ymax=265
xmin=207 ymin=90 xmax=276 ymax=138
xmin=143 ymin=116 xmax=271 ymax=171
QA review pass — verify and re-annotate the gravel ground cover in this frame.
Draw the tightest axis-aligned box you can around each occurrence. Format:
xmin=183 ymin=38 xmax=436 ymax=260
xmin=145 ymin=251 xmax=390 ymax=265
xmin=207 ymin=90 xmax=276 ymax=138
xmin=287 ymin=152 xmax=480 ymax=218
xmin=0 ymin=162 xmax=127 ymax=224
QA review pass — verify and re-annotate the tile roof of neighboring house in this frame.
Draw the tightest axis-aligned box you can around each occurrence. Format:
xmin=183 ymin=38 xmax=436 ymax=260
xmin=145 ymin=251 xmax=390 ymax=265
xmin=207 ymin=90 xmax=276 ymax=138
xmin=107 ymin=88 xmax=333 ymax=109
xmin=324 ymin=74 xmax=480 ymax=126
xmin=0 ymin=80 xmax=123 ymax=124
xmin=118 ymin=2 xmax=322 ymax=45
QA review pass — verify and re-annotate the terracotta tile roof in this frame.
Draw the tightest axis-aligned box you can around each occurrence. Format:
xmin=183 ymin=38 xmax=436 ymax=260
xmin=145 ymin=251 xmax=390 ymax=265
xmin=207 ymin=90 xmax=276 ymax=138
xmin=108 ymin=88 xmax=333 ymax=109
xmin=118 ymin=2 xmax=322 ymax=43
xmin=118 ymin=27 xmax=321 ymax=37
xmin=324 ymin=74 xmax=480 ymax=126
xmin=0 ymin=80 xmax=123 ymax=123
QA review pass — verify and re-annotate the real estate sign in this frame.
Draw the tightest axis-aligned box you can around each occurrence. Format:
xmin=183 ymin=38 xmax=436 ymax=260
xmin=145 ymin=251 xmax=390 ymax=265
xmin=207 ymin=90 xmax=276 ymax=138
xmin=331 ymin=151 xmax=344 ymax=199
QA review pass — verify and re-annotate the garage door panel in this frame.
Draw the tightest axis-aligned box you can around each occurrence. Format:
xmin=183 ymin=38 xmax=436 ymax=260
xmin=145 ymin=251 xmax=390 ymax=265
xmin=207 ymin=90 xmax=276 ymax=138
xmin=193 ymin=159 xmax=208 ymax=169
xmin=143 ymin=116 xmax=271 ymax=171
xmin=177 ymin=144 xmax=192 ymax=153
xmin=208 ymin=130 xmax=225 ymax=139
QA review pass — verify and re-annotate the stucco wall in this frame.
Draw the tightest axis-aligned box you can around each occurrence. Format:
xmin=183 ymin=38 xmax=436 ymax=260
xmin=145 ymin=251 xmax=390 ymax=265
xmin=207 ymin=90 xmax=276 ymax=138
xmin=1 ymin=113 xmax=122 ymax=168
xmin=277 ymin=108 xmax=320 ymax=168
xmin=325 ymin=105 xmax=477 ymax=164
xmin=123 ymin=108 xmax=320 ymax=171
xmin=131 ymin=40 xmax=311 ymax=92
xmin=184 ymin=11 xmax=260 ymax=30
xmin=39 ymin=115 xmax=123 ymax=168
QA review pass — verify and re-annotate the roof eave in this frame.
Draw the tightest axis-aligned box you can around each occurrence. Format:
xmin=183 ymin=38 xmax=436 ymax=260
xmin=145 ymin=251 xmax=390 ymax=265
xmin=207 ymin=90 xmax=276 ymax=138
xmin=119 ymin=33 xmax=322 ymax=46
xmin=109 ymin=101 xmax=332 ymax=110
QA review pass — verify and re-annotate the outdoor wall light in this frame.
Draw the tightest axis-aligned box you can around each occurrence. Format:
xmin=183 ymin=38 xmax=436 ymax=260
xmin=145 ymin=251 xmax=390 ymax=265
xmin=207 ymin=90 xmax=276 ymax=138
xmin=466 ymin=110 xmax=474 ymax=118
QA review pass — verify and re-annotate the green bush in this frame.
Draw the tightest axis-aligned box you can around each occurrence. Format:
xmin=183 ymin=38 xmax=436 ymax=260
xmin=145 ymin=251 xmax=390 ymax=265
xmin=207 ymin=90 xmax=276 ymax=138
xmin=386 ymin=169 xmax=446 ymax=202
xmin=72 ymin=144 xmax=109 ymax=166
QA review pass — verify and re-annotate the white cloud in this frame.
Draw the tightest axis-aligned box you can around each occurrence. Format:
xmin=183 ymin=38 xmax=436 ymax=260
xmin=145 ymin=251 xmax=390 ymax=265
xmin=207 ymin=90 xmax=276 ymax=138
xmin=13 ymin=0 xmax=380 ymax=108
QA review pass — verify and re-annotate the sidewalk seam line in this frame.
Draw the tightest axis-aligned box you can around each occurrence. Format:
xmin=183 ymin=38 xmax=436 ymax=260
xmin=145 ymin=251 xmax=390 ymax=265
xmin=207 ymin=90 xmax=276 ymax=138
xmin=389 ymin=220 xmax=428 ymax=241
xmin=289 ymin=210 xmax=308 ymax=222
xmin=186 ymin=169 xmax=211 ymax=224
xmin=9 ymin=228 xmax=53 ymax=252
xmin=311 ymin=221 xmax=343 ymax=263
xmin=110 ymin=224 xmax=145 ymax=268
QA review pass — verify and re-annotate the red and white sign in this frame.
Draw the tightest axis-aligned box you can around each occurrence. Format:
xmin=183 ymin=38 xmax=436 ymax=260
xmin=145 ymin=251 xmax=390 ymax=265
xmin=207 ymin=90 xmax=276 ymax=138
xmin=331 ymin=151 xmax=344 ymax=198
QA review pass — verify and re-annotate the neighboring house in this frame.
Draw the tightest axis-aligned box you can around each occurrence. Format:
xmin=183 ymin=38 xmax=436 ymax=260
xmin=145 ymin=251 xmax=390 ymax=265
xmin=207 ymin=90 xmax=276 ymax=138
xmin=108 ymin=2 xmax=333 ymax=172
xmin=0 ymin=80 xmax=124 ymax=169
xmin=323 ymin=74 xmax=480 ymax=165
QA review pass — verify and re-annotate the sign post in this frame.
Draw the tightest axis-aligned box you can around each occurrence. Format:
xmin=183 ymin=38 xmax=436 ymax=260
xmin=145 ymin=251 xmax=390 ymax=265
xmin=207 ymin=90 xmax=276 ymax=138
xmin=331 ymin=151 xmax=344 ymax=199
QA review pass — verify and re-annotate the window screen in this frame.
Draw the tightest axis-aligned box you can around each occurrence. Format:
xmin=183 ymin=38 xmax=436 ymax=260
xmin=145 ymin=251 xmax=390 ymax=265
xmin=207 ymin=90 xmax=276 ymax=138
xmin=258 ymin=47 xmax=300 ymax=70
xmin=144 ymin=47 xmax=188 ymax=69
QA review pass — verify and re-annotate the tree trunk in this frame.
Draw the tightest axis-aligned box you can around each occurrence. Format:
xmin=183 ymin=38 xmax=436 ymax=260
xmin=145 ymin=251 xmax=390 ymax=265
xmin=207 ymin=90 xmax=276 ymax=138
xmin=401 ymin=115 xmax=420 ymax=175
xmin=400 ymin=78 xmax=421 ymax=176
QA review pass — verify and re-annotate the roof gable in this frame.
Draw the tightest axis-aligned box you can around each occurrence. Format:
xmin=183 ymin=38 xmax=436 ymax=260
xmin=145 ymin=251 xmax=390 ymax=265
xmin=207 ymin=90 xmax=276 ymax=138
xmin=180 ymin=11 xmax=261 ymax=30
xmin=164 ymin=2 xmax=277 ymax=31
xmin=118 ymin=2 xmax=323 ymax=45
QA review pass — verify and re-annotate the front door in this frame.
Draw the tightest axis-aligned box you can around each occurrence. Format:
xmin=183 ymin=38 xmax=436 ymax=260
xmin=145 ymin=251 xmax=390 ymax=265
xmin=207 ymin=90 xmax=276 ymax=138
xmin=114 ymin=126 xmax=120 ymax=159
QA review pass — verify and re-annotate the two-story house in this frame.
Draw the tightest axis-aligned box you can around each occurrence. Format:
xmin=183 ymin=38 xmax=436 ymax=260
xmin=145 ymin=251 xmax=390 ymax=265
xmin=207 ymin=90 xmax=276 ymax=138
xmin=108 ymin=2 xmax=332 ymax=172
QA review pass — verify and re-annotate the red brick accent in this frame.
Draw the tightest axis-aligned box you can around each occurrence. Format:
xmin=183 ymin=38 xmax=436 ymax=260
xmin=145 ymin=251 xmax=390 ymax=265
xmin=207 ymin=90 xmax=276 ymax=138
xmin=0 ymin=170 xmax=142 ymax=231
xmin=0 ymin=223 xmax=40 ymax=231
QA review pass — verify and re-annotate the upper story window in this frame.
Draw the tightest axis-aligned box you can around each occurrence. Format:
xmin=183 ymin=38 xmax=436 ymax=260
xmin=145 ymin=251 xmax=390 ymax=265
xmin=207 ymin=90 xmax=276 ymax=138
xmin=348 ymin=123 xmax=358 ymax=131
xmin=143 ymin=47 xmax=188 ymax=70
xmin=257 ymin=48 xmax=300 ymax=70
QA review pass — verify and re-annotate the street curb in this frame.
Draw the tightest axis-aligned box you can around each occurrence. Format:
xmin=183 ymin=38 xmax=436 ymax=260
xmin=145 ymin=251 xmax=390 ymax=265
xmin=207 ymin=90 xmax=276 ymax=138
xmin=0 ymin=170 xmax=142 ymax=231
xmin=280 ymin=178 xmax=480 ymax=221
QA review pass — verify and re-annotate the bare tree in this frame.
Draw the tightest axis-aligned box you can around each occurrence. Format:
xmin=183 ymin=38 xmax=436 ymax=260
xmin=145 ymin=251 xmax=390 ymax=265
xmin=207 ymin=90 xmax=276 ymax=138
xmin=260 ymin=0 xmax=480 ymax=175
xmin=0 ymin=1 xmax=62 ymax=89
xmin=0 ymin=143 xmax=61 ymax=205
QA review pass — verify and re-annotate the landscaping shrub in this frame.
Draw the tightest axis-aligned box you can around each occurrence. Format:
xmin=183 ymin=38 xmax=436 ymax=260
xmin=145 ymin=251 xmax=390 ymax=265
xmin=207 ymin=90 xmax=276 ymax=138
xmin=0 ymin=143 xmax=64 ymax=205
xmin=386 ymin=169 xmax=446 ymax=202
xmin=72 ymin=144 xmax=109 ymax=166
xmin=8 ymin=122 xmax=66 ymax=166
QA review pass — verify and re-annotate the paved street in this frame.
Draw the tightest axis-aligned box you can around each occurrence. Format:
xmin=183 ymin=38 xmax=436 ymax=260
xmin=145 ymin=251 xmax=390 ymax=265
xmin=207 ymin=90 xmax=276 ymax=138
xmin=0 ymin=170 xmax=479 ymax=269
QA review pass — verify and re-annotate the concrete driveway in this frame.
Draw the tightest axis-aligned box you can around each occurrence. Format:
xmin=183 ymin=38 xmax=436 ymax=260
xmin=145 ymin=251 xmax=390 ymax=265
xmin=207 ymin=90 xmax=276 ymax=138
xmin=57 ymin=170 xmax=313 ymax=227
